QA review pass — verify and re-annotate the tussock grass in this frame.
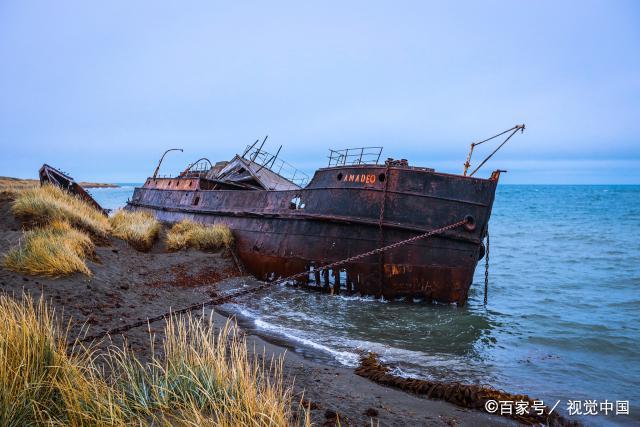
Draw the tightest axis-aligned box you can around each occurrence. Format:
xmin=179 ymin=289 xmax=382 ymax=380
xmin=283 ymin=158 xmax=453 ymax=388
xmin=111 ymin=313 xmax=303 ymax=426
xmin=0 ymin=177 xmax=116 ymax=191
xmin=0 ymin=177 xmax=39 ymax=191
xmin=11 ymin=184 xmax=110 ymax=238
xmin=167 ymin=220 xmax=234 ymax=251
xmin=0 ymin=293 xmax=125 ymax=426
xmin=0 ymin=294 xmax=307 ymax=426
xmin=3 ymin=220 xmax=94 ymax=277
xmin=110 ymin=210 xmax=161 ymax=251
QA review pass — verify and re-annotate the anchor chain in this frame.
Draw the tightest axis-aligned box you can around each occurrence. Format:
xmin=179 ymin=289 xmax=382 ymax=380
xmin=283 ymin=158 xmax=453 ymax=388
xmin=484 ymin=227 xmax=489 ymax=305
xmin=73 ymin=217 xmax=470 ymax=345
xmin=377 ymin=162 xmax=391 ymax=295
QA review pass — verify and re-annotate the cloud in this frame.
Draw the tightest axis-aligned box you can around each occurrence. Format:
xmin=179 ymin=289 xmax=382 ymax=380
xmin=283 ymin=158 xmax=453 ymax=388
xmin=1 ymin=1 xmax=638 ymax=183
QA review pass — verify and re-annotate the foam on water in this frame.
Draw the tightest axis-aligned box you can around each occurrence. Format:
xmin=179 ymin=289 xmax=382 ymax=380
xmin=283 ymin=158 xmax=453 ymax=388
xmin=96 ymin=184 xmax=640 ymax=426
xmin=233 ymin=306 xmax=360 ymax=366
xmin=333 ymin=294 xmax=389 ymax=303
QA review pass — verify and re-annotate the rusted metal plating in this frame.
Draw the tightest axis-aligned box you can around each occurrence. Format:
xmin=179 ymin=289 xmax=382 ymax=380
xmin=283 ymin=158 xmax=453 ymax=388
xmin=129 ymin=157 xmax=500 ymax=305
xmin=76 ymin=217 xmax=470 ymax=345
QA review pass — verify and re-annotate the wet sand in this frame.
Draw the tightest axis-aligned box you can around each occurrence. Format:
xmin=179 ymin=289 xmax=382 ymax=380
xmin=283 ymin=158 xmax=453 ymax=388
xmin=0 ymin=193 xmax=512 ymax=426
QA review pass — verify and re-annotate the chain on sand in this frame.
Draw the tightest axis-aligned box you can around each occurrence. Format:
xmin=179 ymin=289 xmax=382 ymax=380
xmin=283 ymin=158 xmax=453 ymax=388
xmin=72 ymin=217 xmax=579 ymax=425
xmin=74 ymin=218 xmax=468 ymax=344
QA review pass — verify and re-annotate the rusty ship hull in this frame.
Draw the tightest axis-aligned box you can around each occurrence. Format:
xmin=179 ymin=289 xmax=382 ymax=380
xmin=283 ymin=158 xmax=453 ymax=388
xmin=128 ymin=163 xmax=499 ymax=305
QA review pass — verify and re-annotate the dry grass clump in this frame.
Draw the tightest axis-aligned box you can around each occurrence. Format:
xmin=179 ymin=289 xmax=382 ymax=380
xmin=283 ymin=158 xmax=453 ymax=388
xmin=3 ymin=220 xmax=94 ymax=277
xmin=3 ymin=187 xmax=161 ymax=279
xmin=11 ymin=184 xmax=110 ymax=238
xmin=111 ymin=314 xmax=303 ymax=426
xmin=166 ymin=220 xmax=234 ymax=251
xmin=0 ymin=176 xmax=39 ymax=191
xmin=0 ymin=294 xmax=124 ymax=426
xmin=0 ymin=177 xmax=116 ymax=191
xmin=0 ymin=293 xmax=307 ymax=426
xmin=109 ymin=209 xmax=161 ymax=251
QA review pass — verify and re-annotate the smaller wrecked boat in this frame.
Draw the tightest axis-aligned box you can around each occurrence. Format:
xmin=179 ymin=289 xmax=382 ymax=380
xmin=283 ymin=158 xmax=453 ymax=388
xmin=39 ymin=164 xmax=107 ymax=214
xmin=127 ymin=126 xmax=524 ymax=305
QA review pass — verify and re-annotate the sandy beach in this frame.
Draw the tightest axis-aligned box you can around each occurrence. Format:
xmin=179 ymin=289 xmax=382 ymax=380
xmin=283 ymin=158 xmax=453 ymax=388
xmin=0 ymin=192 xmax=514 ymax=426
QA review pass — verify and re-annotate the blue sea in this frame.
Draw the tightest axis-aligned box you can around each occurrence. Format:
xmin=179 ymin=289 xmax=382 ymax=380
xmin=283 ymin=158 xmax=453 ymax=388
xmin=88 ymin=184 xmax=140 ymax=211
xmin=94 ymin=185 xmax=640 ymax=426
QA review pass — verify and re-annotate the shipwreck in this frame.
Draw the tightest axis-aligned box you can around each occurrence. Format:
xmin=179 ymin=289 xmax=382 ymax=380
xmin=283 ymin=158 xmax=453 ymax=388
xmin=126 ymin=126 xmax=525 ymax=305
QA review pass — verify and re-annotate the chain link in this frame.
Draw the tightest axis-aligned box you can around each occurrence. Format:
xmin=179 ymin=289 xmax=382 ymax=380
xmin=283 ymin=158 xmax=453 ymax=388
xmin=377 ymin=163 xmax=391 ymax=292
xmin=74 ymin=217 xmax=469 ymax=345
xmin=484 ymin=228 xmax=489 ymax=305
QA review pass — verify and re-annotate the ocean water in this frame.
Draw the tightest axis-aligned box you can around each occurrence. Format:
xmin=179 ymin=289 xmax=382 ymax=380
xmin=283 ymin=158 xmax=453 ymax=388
xmin=88 ymin=184 xmax=140 ymax=211
xmin=96 ymin=185 xmax=640 ymax=425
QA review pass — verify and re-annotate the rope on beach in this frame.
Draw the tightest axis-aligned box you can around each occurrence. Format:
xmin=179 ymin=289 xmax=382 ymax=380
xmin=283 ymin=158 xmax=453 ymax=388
xmin=355 ymin=352 xmax=580 ymax=426
xmin=72 ymin=217 xmax=470 ymax=345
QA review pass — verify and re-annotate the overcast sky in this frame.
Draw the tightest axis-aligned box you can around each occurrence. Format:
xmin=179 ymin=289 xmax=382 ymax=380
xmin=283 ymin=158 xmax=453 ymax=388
xmin=1 ymin=1 xmax=638 ymax=183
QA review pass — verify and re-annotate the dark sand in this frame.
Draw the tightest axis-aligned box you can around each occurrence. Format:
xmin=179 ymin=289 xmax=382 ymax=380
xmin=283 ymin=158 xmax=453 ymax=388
xmin=0 ymin=194 xmax=512 ymax=426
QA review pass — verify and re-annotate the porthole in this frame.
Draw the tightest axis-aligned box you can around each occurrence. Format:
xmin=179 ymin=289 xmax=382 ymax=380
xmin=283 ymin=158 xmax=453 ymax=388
xmin=337 ymin=173 xmax=343 ymax=181
xmin=378 ymin=173 xmax=386 ymax=182
xmin=463 ymin=215 xmax=476 ymax=231
xmin=290 ymin=196 xmax=304 ymax=209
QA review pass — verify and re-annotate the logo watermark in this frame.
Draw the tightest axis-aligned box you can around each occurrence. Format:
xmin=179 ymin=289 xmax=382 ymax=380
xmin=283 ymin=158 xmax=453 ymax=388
xmin=484 ymin=399 xmax=630 ymax=417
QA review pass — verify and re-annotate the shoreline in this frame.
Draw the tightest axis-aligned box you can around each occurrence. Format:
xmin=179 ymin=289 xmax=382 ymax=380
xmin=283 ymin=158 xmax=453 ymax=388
xmin=0 ymin=176 xmax=119 ymax=189
xmin=208 ymin=296 xmax=514 ymax=426
xmin=0 ymin=193 xmax=511 ymax=426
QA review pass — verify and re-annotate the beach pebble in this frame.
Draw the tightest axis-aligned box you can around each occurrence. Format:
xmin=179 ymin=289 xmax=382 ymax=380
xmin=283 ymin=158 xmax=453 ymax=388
xmin=324 ymin=409 xmax=337 ymax=419
xmin=364 ymin=408 xmax=379 ymax=417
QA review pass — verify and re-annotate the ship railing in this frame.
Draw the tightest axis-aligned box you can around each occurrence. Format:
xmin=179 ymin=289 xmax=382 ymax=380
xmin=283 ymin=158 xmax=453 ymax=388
xmin=243 ymin=146 xmax=310 ymax=187
xmin=180 ymin=160 xmax=211 ymax=178
xmin=327 ymin=147 xmax=383 ymax=167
